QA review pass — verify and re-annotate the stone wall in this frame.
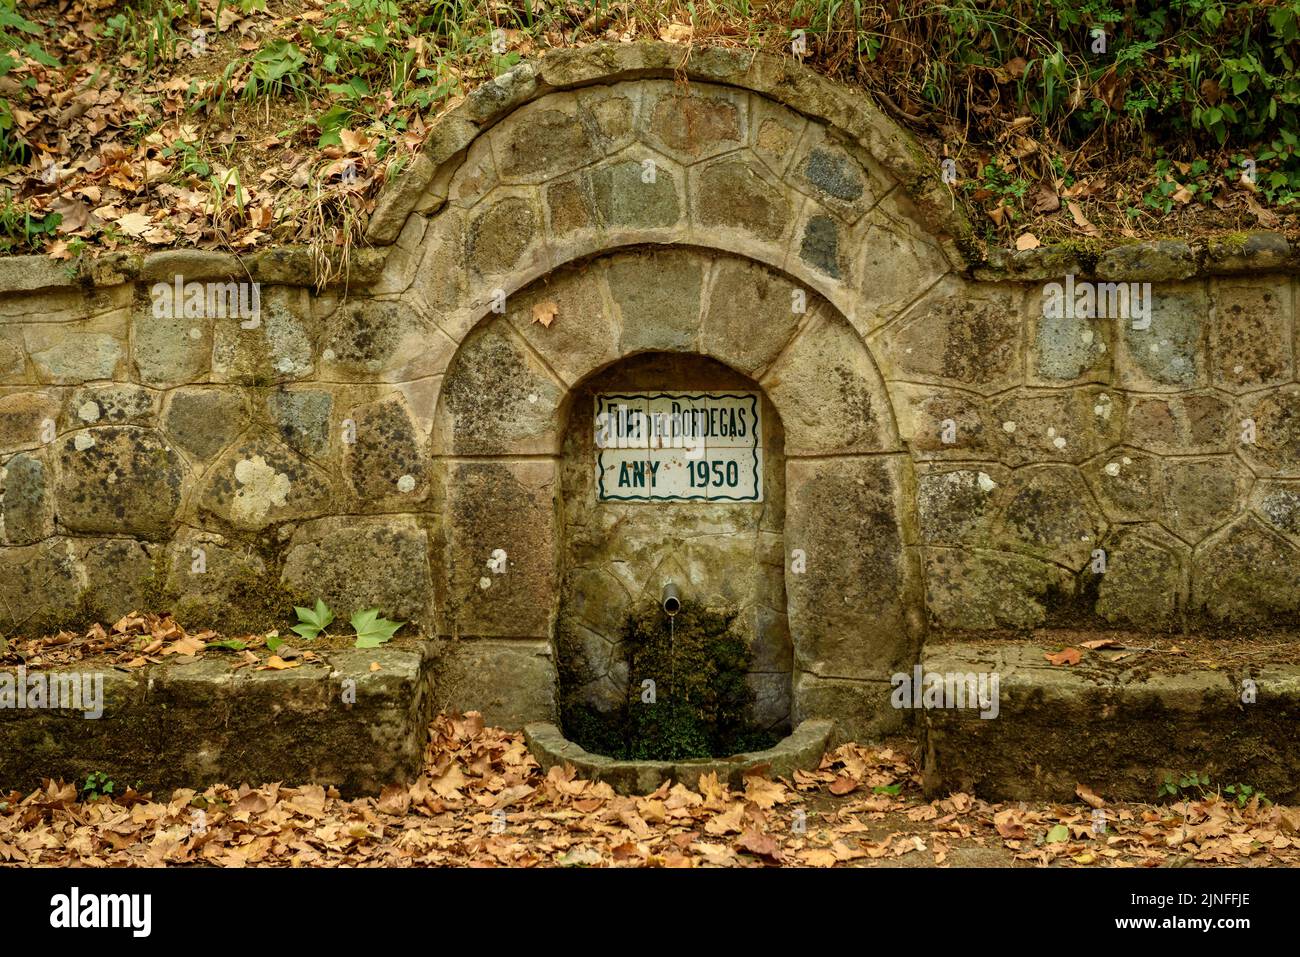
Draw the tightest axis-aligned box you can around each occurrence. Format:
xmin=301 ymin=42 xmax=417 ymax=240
xmin=2 ymin=42 xmax=1299 ymax=741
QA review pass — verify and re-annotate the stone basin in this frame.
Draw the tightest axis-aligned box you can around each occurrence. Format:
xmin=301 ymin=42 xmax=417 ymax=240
xmin=523 ymin=719 xmax=835 ymax=794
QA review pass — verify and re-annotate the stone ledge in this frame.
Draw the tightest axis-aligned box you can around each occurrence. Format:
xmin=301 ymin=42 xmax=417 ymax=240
xmin=919 ymin=642 xmax=1300 ymax=803
xmin=523 ymin=718 xmax=834 ymax=794
xmin=973 ymin=232 xmax=1297 ymax=282
xmin=0 ymin=246 xmax=389 ymax=295
xmin=0 ymin=643 xmax=437 ymax=798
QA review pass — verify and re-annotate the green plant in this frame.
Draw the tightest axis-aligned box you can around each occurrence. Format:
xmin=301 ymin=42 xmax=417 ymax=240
xmin=101 ymin=0 xmax=189 ymax=71
xmin=206 ymin=637 xmax=248 ymax=650
xmin=0 ymin=0 xmax=57 ymax=164
xmin=81 ymin=771 xmax=115 ymax=800
xmin=0 ymin=0 xmax=57 ymax=77
xmin=161 ymin=137 xmax=212 ymax=178
xmin=1159 ymin=772 xmax=1270 ymax=807
xmin=562 ymin=599 xmax=777 ymax=761
xmin=244 ymin=39 xmax=309 ymax=101
xmin=1142 ymin=157 xmax=1216 ymax=215
xmin=0 ymin=191 xmax=60 ymax=251
xmin=1252 ymin=129 xmax=1300 ymax=206
xmin=351 ymin=608 xmax=404 ymax=648
xmin=290 ymin=600 xmax=403 ymax=647
xmin=291 ymin=599 xmax=335 ymax=640
xmin=1223 ymin=782 xmax=1268 ymax=808
xmin=1158 ymin=770 xmax=1212 ymax=799
xmin=962 ymin=161 xmax=1032 ymax=235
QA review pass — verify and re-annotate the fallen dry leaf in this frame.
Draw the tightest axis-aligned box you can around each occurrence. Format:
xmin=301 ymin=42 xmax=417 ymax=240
xmin=531 ymin=300 xmax=559 ymax=327
xmin=735 ymin=827 xmax=781 ymax=860
xmin=1045 ymin=647 xmax=1082 ymax=666
xmin=1076 ymin=783 xmax=1106 ymax=809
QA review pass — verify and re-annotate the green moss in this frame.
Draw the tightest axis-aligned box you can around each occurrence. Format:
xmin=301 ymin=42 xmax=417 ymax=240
xmin=1207 ymin=232 xmax=1251 ymax=256
xmin=560 ymin=599 xmax=778 ymax=761
xmin=173 ymin=545 xmax=306 ymax=635
xmin=138 ymin=547 xmax=172 ymax=614
xmin=1052 ymin=237 xmax=1106 ymax=273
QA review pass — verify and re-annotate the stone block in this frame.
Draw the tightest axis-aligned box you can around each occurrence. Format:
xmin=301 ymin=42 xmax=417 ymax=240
xmin=211 ymin=287 xmax=314 ymax=384
xmin=609 ymin=248 xmax=704 ymax=355
xmin=65 ymin=383 xmax=156 ymax=428
xmin=699 ymin=256 xmax=804 ymax=377
xmin=641 ymin=83 xmax=745 ymax=163
xmin=0 ymin=390 xmax=60 ymax=455
xmin=692 ymin=157 xmax=792 ymax=244
xmin=282 ymin=517 xmax=434 ymax=628
xmin=55 ymin=425 xmax=185 ymax=540
xmin=196 ymin=435 xmax=334 ymax=532
xmin=433 ymin=639 xmax=558 ymax=728
xmin=1082 ymin=448 xmax=1163 ymax=523
xmin=1208 ymin=276 xmax=1292 ymax=392
xmin=1114 ymin=283 xmax=1207 ymax=390
xmin=342 ymin=394 xmax=431 ymax=508
xmin=440 ymin=459 xmax=556 ymax=639
xmin=1094 ymin=525 xmax=1187 ymax=629
xmin=435 ymin=321 xmax=564 ymax=455
xmin=77 ymin=538 xmax=157 ymax=622
xmin=162 ymin=386 xmax=248 ymax=462
xmin=762 ymin=310 xmax=894 ymax=455
xmin=915 ymin=465 xmax=1005 ymax=546
xmin=1162 ymin=456 xmax=1251 ymax=542
xmin=997 ymin=463 xmax=1106 ymax=569
xmin=0 ymin=451 xmax=52 ymax=544
xmin=875 ymin=284 xmax=1023 ymax=394
xmin=0 ymin=538 xmax=82 ymax=635
xmin=784 ymin=456 xmax=919 ymax=677
xmin=266 ymin=388 xmax=333 ymax=459
xmin=320 ymin=298 xmax=452 ymax=382
xmin=1191 ymin=516 xmax=1300 ymax=625
xmin=505 ymin=260 xmax=619 ymax=386
xmin=923 ymin=547 xmax=1073 ymax=630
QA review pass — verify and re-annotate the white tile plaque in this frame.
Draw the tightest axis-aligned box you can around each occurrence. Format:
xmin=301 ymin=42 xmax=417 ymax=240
xmin=595 ymin=392 xmax=762 ymax=502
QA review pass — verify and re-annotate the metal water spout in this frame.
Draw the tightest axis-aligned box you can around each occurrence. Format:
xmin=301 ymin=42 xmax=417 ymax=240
xmin=661 ymin=581 xmax=681 ymax=617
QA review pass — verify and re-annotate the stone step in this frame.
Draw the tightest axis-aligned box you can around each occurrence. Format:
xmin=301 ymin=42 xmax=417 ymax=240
xmin=0 ymin=646 xmax=436 ymax=798
xmin=918 ymin=642 xmax=1300 ymax=803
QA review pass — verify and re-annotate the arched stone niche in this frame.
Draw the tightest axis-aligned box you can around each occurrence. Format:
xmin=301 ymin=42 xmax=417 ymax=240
xmin=556 ymin=351 xmax=791 ymax=733
xmin=431 ymin=246 xmax=925 ymax=741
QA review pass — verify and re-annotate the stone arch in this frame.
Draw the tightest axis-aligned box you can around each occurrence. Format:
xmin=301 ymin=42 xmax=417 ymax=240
xmin=387 ymin=43 xmax=961 ymax=737
xmin=366 ymin=41 xmax=966 ymax=351
xmin=431 ymin=246 xmax=923 ymax=741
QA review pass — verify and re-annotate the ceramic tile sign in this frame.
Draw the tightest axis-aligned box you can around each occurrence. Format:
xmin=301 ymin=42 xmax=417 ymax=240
xmin=594 ymin=392 xmax=762 ymax=502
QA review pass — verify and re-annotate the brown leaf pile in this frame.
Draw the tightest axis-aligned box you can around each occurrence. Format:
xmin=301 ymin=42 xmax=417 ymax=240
xmin=0 ymin=611 xmax=325 ymax=672
xmin=5 ymin=0 xmax=414 ymax=259
xmin=2 ymin=713 xmax=1297 ymax=868
xmin=1 ymin=612 xmax=210 ymax=668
